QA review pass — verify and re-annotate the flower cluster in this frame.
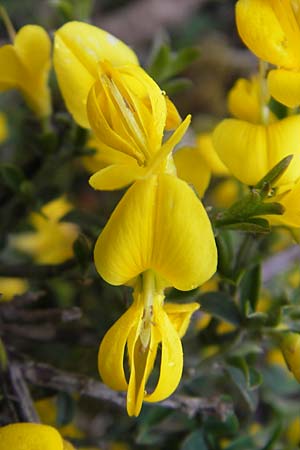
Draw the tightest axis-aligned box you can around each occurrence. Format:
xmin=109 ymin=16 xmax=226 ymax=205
xmin=52 ymin=21 xmax=217 ymax=416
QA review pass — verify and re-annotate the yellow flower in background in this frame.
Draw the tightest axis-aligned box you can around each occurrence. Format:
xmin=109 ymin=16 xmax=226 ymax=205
xmin=0 ymin=24 xmax=51 ymax=117
xmin=196 ymin=133 xmax=229 ymax=177
xmin=96 ymin=174 xmax=217 ymax=415
xmin=280 ymin=332 xmax=300 ymax=382
xmin=0 ymin=113 xmax=8 ymax=143
xmin=228 ymin=76 xmax=276 ymax=124
xmin=11 ymin=197 xmax=79 ymax=264
xmin=87 ymin=61 xmax=190 ymax=191
xmin=213 ymin=115 xmax=300 ymax=186
xmin=236 ymin=0 xmax=300 ymax=107
xmin=0 ymin=277 xmax=28 ymax=301
xmin=286 ymin=416 xmax=300 ymax=447
xmin=0 ymin=423 xmax=74 ymax=450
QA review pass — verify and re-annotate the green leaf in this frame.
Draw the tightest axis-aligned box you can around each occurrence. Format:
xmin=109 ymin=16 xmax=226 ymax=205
xmin=248 ymin=367 xmax=263 ymax=390
xmin=161 ymin=78 xmax=193 ymax=95
xmin=224 ymin=435 xmax=256 ymax=450
xmin=216 ymin=231 xmax=234 ymax=278
xmin=73 ymin=233 xmax=92 ymax=271
xmin=198 ymin=292 xmax=242 ymax=325
xmin=246 ymin=311 xmax=268 ymax=327
xmin=260 ymin=423 xmax=282 ymax=450
xmin=255 ymin=155 xmax=293 ymax=190
xmin=181 ymin=430 xmax=208 ymax=450
xmin=220 ymin=220 xmax=270 ymax=234
xmin=147 ymin=44 xmax=171 ymax=81
xmin=240 ymin=264 xmax=261 ymax=313
xmin=225 ymin=366 xmax=257 ymax=413
xmin=0 ymin=163 xmax=25 ymax=192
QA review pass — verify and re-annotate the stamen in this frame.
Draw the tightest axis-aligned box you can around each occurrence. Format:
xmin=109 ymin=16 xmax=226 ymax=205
xmin=102 ymin=73 xmax=150 ymax=160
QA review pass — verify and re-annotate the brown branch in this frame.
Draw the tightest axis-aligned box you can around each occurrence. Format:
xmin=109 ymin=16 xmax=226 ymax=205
xmin=18 ymin=359 xmax=232 ymax=420
xmin=0 ymin=305 xmax=82 ymax=324
xmin=7 ymin=362 xmax=40 ymax=423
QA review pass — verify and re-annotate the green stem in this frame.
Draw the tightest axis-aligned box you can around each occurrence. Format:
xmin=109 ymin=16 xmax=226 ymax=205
xmin=0 ymin=5 xmax=16 ymax=41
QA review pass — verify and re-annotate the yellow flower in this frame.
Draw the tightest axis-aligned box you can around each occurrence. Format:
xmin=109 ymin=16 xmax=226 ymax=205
xmin=0 ymin=25 xmax=51 ymax=117
xmin=0 ymin=277 xmax=28 ymax=301
xmin=54 ymin=21 xmax=181 ymax=131
xmin=12 ymin=197 xmax=79 ymax=264
xmin=286 ymin=417 xmax=300 ymax=446
xmin=0 ymin=423 xmax=74 ymax=450
xmin=87 ymin=61 xmax=190 ymax=191
xmin=54 ymin=21 xmax=139 ymax=128
xmin=0 ymin=112 xmax=8 ymax=143
xmin=96 ymin=174 xmax=217 ymax=415
xmin=213 ymin=115 xmax=300 ymax=187
xmin=99 ymin=271 xmax=200 ymax=417
xmin=236 ymin=0 xmax=300 ymax=107
xmin=228 ymin=76 xmax=276 ymax=124
xmin=280 ymin=332 xmax=300 ymax=382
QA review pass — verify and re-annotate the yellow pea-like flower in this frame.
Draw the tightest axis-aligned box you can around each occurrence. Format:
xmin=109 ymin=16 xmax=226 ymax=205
xmin=94 ymin=174 xmax=216 ymax=289
xmin=212 ymin=115 xmax=300 ymax=186
xmin=12 ymin=197 xmax=79 ymax=264
xmin=87 ymin=61 xmax=191 ymax=190
xmin=0 ymin=423 xmax=74 ymax=450
xmin=227 ymin=76 xmax=276 ymax=124
xmin=98 ymin=271 xmax=200 ymax=416
xmin=54 ymin=21 xmax=181 ymax=131
xmin=54 ymin=21 xmax=139 ymax=128
xmin=0 ymin=25 xmax=51 ymax=117
xmin=236 ymin=0 xmax=300 ymax=107
xmin=95 ymin=174 xmax=217 ymax=415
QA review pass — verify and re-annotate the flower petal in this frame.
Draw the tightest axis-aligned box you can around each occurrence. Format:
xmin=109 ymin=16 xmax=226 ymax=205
xmin=98 ymin=300 xmax=141 ymax=391
xmin=268 ymin=68 xmax=300 ymax=107
xmin=89 ymin=163 xmax=144 ymax=190
xmin=267 ymin=181 xmax=300 ymax=227
xmin=54 ymin=21 xmax=139 ymax=128
xmin=164 ymin=302 xmax=200 ymax=337
xmin=145 ymin=308 xmax=183 ymax=403
xmin=196 ymin=133 xmax=229 ymax=176
xmin=212 ymin=116 xmax=300 ymax=186
xmin=14 ymin=25 xmax=51 ymax=75
xmin=165 ymin=96 xmax=181 ymax=130
xmin=94 ymin=174 xmax=217 ymax=290
xmin=212 ymin=119 xmax=268 ymax=185
xmin=173 ymin=146 xmax=211 ymax=197
xmin=0 ymin=45 xmax=22 ymax=90
xmin=236 ymin=0 xmax=300 ymax=69
xmin=0 ymin=423 xmax=64 ymax=450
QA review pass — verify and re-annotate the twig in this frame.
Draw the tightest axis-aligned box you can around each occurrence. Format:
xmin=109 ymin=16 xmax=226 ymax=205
xmin=18 ymin=359 xmax=232 ymax=420
xmin=8 ymin=362 xmax=40 ymax=423
xmin=0 ymin=305 xmax=81 ymax=323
